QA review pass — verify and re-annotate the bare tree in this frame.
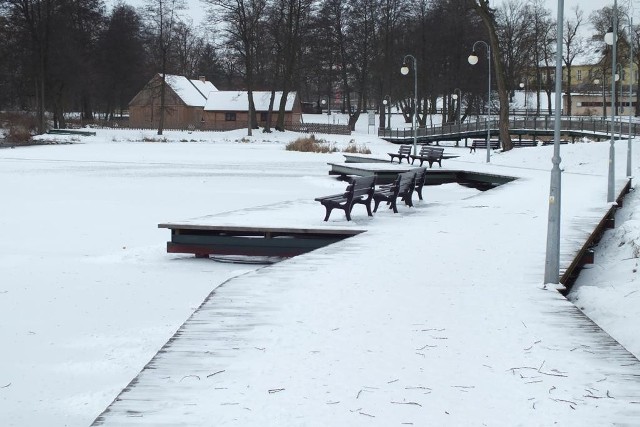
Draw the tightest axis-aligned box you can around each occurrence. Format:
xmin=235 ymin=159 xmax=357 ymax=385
xmin=204 ymin=0 xmax=267 ymax=136
xmin=467 ymin=0 xmax=513 ymax=151
xmin=496 ymin=0 xmax=533 ymax=102
xmin=562 ymin=6 xmax=585 ymax=116
xmin=144 ymin=0 xmax=185 ymax=135
xmin=0 ymin=0 xmax=59 ymax=133
xmin=526 ymin=0 xmax=554 ymax=116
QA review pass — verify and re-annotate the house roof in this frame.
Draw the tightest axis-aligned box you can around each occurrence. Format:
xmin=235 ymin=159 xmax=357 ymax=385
xmin=163 ymin=75 xmax=218 ymax=107
xmin=204 ymin=91 xmax=297 ymax=112
xmin=572 ymin=43 xmax=605 ymax=67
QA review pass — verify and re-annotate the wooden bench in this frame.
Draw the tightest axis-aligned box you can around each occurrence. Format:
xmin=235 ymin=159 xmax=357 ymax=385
xmin=512 ymin=139 xmax=538 ymax=147
xmin=409 ymin=146 xmax=445 ymax=168
xmin=470 ymin=140 xmax=500 ymax=152
xmin=413 ymin=167 xmax=428 ymax=200
xmin=315 ymin=175 xmax=375 ymax=221
xmin=388 ymin=145 xmax=412 ymax=163
xmin=373 ymin=171 xmax=416 ymax=213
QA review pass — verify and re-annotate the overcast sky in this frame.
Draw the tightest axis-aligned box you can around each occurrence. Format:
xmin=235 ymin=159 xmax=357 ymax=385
xmin=110 ymin=0 xmax=618 ymax=31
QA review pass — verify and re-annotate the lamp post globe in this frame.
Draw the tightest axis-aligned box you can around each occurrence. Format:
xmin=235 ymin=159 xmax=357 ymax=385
xmin=400 ymin=65 xmax=410 ymax=76
xmin=467 ymin=53 xmax=479 ymax=65
xmin=604 ymin=27 xmax=615 ymax=45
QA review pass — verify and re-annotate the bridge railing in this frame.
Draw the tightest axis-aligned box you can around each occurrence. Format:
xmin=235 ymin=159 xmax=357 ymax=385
xmin=378 ymin=116 xmax=640 ymax=139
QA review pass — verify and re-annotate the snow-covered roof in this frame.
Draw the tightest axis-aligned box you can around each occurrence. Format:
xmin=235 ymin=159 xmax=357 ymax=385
xmin=204 ymin=91 xmax=298 ymax=112
xmin=572 ymin=43 xmax=605 ymax=67
xmin=190 ymin=79 xmax=218 ymax=98
xmin=163 ymin=74 xmax=218 ymax=107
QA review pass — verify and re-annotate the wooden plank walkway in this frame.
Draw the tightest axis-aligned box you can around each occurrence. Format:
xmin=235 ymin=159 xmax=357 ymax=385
xmin=93 ymin=165 xmax=640 ymax=426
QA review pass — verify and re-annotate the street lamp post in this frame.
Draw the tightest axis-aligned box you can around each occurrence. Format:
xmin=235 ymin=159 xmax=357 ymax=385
xmin=452 ymin=88 xmax=462 ymax=126
xmin=618 ymin=14 xmax=635 ymax=178
xmin=401 ymin=55 xmax=418 ymax=156
xmin=519 ymin=82 xmax=528 ymax=120
xmin=468 ymin=41 xmax=491 ymax=163
xmin=543 ymin=0 xmax=565 ymax=285
xmin=605 ymin=3 xmax=618 ymax=203
xmin=593 ymin=77 xmax=606 ymax=117
xmin=627 ymin=16 xmax=634 ymax=178
xmin=382 ymin=95 xmax=391 ymax=131
xmin=321 ymin=98 xmax=330 ymax=125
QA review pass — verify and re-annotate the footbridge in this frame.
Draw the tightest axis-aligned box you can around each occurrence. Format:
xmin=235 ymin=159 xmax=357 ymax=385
xmin=378 ymin=116 xmax=640 ymax=146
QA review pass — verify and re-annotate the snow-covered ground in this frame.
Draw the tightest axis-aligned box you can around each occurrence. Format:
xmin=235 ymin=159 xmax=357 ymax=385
xmin=1 ymin=114 xmax=639 ymax=426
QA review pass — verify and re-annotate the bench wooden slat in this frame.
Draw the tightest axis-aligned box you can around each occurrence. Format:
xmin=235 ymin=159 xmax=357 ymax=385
xmin=373 ymin=170 xmax=416 ymax=213
xmin=409 ymin=146 xmax=445 ymax=168
xmin=388 ymin=145 xmax=412 ymax=164
xmin=315 ymin=175 xmax=376 ymax=221
xmin=470 ymin=140 xmax=500 ymax=152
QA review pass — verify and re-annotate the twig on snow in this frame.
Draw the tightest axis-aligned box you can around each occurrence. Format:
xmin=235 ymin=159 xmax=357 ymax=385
xmin=268 ymin=388 xmax=285 ymax=394
xmin=180 ymin=375 xmax=200 ymax=382
xmin=207 ymin=370 xmax=225 ymax=378
xmin=1 ymin=383 xmax=10 ymax=388
xmin=416 ymin=344 xmax=437 ymax=350
xmin=391 ymin=401 xmax=422 ymax=407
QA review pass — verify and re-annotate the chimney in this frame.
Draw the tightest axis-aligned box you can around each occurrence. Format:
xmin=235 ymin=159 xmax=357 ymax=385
xmin=199 ymin=76 xmax=206 ymax=83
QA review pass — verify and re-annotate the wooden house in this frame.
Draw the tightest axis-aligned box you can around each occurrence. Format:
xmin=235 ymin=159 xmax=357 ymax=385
xmin=128 ymin=74 xmax=217 ymax=129
xmin=202 ymin=91 xmax=302 ymax=131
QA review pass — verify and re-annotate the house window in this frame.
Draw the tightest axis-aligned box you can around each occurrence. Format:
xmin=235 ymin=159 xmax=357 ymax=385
xmin=260 ymin=112 xmax=269 ymax=122
xmin=225 ymin=112 xmax=236 ymax=121
xmin=577 ymin=69 xmax=582 ymax=81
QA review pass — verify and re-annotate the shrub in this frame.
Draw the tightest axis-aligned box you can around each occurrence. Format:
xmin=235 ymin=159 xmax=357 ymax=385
xmin=6 ymin=125 xmax=33 ymax=143
xmin=342 ymin=143 xmax=371 ymax=154
xmin=142 ymin=136 xmax=168 ymax=143
xmin=1 ymin=112 xmax=39 ymax=143
xmin=285 ymin=135 xmax=337 ymax=153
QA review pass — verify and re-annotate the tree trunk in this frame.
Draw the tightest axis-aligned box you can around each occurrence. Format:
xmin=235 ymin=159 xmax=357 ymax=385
xmin=470 ymin=0 xmax=513 ymax=151
xmin=264 ymin=90 xmax=276 ymax=133
xmin=158 ymin=67 xmax=166 ymax=135
xmin=565 ymin=65 xmax=572 ymax=116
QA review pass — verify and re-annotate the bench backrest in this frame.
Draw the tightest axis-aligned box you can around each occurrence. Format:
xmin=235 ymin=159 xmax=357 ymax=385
xmin=396 ymin=171 xmax=417 ymax=195
xmin=472 ymin=140 xmax=499 ymax=147
xmin=346 ymin=175 xmax=376 ymax=198
xmin=429 ymin=147 xmax=444 ymax=157
xmin=418 ymin=145 xmax=431 ymax=156
xmin=414 ymin=167 xmax=427 ymax=188
xmin=398 ymin=145 xmax=412 ymax=155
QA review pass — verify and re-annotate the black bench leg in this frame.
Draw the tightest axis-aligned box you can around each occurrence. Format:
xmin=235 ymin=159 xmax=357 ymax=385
xmin=437 ymin=159 xmax=442 ymax=167
xmin=373 ymin=199 xmax=382 ymax=213
xmin=344 ymin=206 xmax=352 ymax=221
xmin=416 ymin=188 xmax=423 ymax=200
xmin=364 ymin=201 xmax=373 ymax=217
xmin=390 ymin=200 xmax=398 ymax=213
xmin=322 ymin=206 xmax=332 ymax=221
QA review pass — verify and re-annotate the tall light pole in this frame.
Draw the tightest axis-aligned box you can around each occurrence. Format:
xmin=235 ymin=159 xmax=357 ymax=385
xmin=452 ymin=88 xmax=462 ymax=125
xmin=401 ymin=55 xmax=418 ymax=156
xmin=321 ymin=98 xmax=330 ymax=125
xmin=382 ymin=95 xmax=391 ymax=130
xmin=519 ymin=81 xmax=528 ymax=119
xmin=543 ymin=0 xmax=564 ymax=285
xmin=620 ymin=13 xmax=634 ymax=178
xmin=605 ymin=3 xmax=618 ymax=203
xmin=468 ymin=41 xmax=491 ymax=163
xmin=593 ymin=77 xmax=606 ymax=117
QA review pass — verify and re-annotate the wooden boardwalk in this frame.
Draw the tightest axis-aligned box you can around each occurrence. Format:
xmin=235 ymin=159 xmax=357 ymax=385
xmin=93 ymin=164 xmax=640 ymax=426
